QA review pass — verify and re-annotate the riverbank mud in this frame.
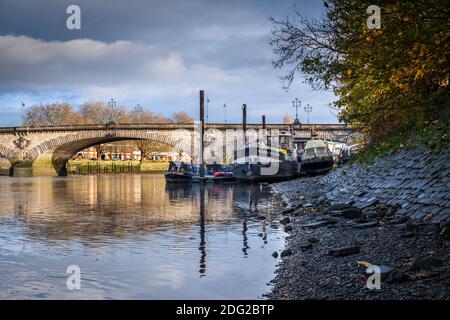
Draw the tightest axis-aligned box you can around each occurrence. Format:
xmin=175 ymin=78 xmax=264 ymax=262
xmin=269 ymin=146 xmax=449 ymax=299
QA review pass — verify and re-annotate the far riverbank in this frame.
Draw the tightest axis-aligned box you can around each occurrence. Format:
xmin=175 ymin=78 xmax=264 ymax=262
xmin=66 ymin=160 xmax=169 ymax=174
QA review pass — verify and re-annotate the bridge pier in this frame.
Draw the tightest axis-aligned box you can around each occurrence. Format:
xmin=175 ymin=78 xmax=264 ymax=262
xmin=10 ymin=157 xmax=67 ymax=177
xmin=11 ymin=162 xmax=33 ymax=177
xmin=32 ymin=156 xmax=67 ymax=176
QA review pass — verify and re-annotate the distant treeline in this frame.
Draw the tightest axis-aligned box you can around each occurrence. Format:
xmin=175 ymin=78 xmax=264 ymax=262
xmin=22 ymin=101 xmax=194 ymax=126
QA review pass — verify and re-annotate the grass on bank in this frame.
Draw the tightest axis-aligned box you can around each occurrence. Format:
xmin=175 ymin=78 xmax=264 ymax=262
xmin=66 ymin=160 xmax=169 ymax=174
xmin=350 ymin=119 xmax=450 ymax=165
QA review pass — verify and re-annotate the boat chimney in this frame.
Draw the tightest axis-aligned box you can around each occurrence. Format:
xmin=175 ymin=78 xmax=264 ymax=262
xmin=242 ymin=104 xmax=247 ymax=145
xmin=200 ymin=90 xmax=205 ymax=177
xmin=242 ymin=104 xmax=247 ymax=132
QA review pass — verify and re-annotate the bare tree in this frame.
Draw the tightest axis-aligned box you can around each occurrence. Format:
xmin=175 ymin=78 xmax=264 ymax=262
xmin=269 ymin=7 xmax=343 ymax=90
xmin=112 ymin=105 xmax=130 ymax=124
xmin=79 ymin=101 xmax=109 ymax=124
xmin=129 ymin=109 xmax=170 ymax=124
xmin=23 ymin=102 xmax=80 ymax=126
xmin=172 ymin=111 xmax=194 ymax=124
xmin=79 ymin=100 xmax=129 ymax=124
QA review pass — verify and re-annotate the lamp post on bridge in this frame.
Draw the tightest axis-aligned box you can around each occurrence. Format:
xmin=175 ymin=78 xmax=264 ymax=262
xmin=292 ymin=98 xmax=301 ymax=124
xmin=134 ymin=104 xmax=143 ymax=124
xmin=107 ymin=98 xmax=117 ymax=124
xmin=223 ymin=103 xmax=227 ymax=123
xmin=304 ymin=103 xmax=312 ymax=124
xmin=206 ymin=97 xmax=210 ymax=123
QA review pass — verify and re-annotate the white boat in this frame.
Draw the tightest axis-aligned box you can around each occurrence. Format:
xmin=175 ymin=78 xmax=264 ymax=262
xmin=300 ymin=139 xmax=334 ymax=175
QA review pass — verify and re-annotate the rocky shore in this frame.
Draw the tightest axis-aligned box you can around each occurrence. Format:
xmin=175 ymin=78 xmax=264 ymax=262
xmin=268 ymin=146 xmax=450 ymax=299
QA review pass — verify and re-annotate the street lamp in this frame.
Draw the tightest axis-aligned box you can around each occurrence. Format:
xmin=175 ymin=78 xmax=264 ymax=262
xmin=206 ymin=97 xmax=210 ymax=123
xmin=20 ymin=101 xmax=26 ymax=121
xmin=134 ymin=104 xmax=143 ymax=124
xmin=223 ymin=103 xmax=227 ymax=123
xmin=304 ymin=103 xmax=312 ymax=124
xmin=292 ymin=98 xmax=301 ymax=124
xmin=107 ymin=98 xmax=117 ymax=123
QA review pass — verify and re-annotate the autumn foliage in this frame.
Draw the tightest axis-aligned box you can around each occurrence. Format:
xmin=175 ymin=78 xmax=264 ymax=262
xmin=271 ymin=0 xmax=449 ymax=143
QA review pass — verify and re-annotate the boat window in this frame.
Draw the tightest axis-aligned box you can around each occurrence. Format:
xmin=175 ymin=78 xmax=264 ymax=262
xmin=314 ymin=147 xmax=329 ymax=157
xmin=304 ymin=148 xmax=315 ymax=157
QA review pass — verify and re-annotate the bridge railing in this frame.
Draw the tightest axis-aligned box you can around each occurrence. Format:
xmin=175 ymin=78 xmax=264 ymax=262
xmin=0 ymin=123 xmax=353 ymax=133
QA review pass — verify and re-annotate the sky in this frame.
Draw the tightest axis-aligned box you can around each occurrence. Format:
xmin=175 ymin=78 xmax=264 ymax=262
xmin=0 ymin=0 xmax=338 ymax=126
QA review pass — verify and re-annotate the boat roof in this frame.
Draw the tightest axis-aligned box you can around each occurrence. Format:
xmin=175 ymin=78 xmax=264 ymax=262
xmin=233 ymin=156 xmax=284 ymax=163
xmin=304 ymin=139 xmax=328 ymax=149
xmin=238 ymin=143 xmax=288 ymax=155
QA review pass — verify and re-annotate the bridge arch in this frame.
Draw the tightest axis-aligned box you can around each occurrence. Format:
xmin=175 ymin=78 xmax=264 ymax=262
xmin=26 ymin=129 xmax=195 ymax=176
xmin=0 ymin=144 xmax=17 ymax=163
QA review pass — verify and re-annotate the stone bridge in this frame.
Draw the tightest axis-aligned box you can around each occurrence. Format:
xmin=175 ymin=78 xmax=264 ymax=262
xmin=0 ymin=123 xmax=357 ymax=176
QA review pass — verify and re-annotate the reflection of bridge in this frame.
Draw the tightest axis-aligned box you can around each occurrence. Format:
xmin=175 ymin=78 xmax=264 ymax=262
xmin=0 ymin=123 xmax=357 ymax=176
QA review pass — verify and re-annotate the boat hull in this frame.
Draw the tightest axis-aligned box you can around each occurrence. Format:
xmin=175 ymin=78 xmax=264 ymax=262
xmin=301 ymin=156 xmax=334 ymax=175
xmin=193 ymin=175 xmax=236 ymax=183
xmin=232 ymin=161 xmax=299 ymax=183
xmin=164 ymin=172 xmax=194 ymax=182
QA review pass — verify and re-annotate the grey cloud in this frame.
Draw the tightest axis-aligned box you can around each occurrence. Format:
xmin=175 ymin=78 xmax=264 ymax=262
xmin=0 ymin=0 xmax=337 ymax=125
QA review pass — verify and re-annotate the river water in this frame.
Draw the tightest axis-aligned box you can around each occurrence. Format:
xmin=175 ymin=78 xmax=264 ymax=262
xmin=0 ymin=175 xmax=286 ymax=299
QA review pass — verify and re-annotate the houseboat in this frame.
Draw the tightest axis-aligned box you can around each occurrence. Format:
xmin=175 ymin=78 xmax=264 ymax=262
xmin=165 ymin=161 xmax=199 ymax=182
xmin=232 ymin=137 xmax=299 ymax=183
xmin=300 ymin=139 xmax=334 ymax=175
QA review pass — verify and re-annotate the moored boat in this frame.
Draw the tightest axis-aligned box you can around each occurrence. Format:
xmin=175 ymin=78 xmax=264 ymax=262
xmin=196 ymin=164 xmax=236 ymax=183
xmin=300 ymin=139 xmax=334 ymax=175
xmin=232 ymin=145 xmax=299 ymax=183
xmin=165 ymin=161 xmax=199 ymax=182
xmin=208 ymin=165 xmax=235 ymax=182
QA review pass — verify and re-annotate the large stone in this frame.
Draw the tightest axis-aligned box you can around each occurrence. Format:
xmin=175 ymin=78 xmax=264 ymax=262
xmin=325 ymin=203 xmax=353 ymax=212
xmin=440 ymin=227 xmax=450 ymax=240
xmin=302 ymin=221 xmax=330 ymax=229
xmin=411 ymin=257 xmax=443 ymax=271
xmin=300 ymin=243 xmax=313 ymax=251
xmin=390 ymin=216 xmax=409 ymax=225
xmin=307 ymin=237 xmax=320 ymax=244
xmin=282 ymin=208 xmax=295 ymax=215
xmin=366 ymin=265 xmax=393 ymax=281
xmin=328 ymin=246 xmax=361 ymax=257
xmin=280 ymin=249 xmax=292 ymax=258
xmin=342 ymin=207 xmax=362 ymax=219
xmin=386 ymin=270 xmax=409 ymax=283
xmin=353 ymin=221 xmax=379 ymax=229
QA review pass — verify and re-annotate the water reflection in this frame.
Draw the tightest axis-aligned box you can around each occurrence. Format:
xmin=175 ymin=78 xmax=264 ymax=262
xmin=0 ymin=175 xmax=285 ymax=299
xmin=249 ymin=184 xmax=260 ymax=213
xmin=199 ymin=185 xmax=206 ymax=276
